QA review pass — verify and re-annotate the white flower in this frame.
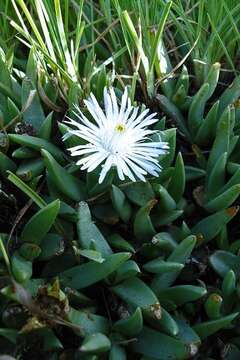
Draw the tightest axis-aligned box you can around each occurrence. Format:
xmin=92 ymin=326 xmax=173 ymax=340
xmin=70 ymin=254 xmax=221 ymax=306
xmin=64 ymin=87 xmax=168 ymax=183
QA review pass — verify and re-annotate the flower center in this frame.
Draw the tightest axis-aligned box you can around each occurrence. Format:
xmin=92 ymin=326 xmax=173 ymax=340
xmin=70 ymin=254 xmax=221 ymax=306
xmin=115 ymin=123 xmax=125 ymax=133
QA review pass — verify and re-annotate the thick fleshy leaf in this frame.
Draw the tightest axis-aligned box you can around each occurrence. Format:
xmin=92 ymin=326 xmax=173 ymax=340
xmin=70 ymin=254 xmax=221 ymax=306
xmin=21 ymin=200 xmax=60 ymax=244
xmin=152 ymin=235 xmax=196 ymax=292
xmin=60 ymin=252 xmax=130 ymax=289
xmin=77 ymin=201 xmax=112 ymax=257
xmin=11 ymin=251 xmax=32 ymax=283
xmin=188 ymin=83 xmax=210 ymax=135
xmin=111 ymin=277 xmax=159 ymax=310
xmin=123 ymin=181 xmax=155 ymax=206
xmin=207 ymin=111 xmax=230 ymax=174
xmin=134 ymin=200 xmax=157 ymax=242
xmin=41 ymin=149 xmax=86 ymax=202
xmin=204 ymin=293 xmax=223 ymax=319
xmin=175 ymin=318 xmax=201 ymax=349
xmin=16 ymin=158 xmax=44 ymax=181
xmin=195 ymin=101 xmax=219 ymax=145
xmin=19 ymin=243 xmax=41 ymax=261
xmin=80 ymin=333 xmax=111 ymax=353
xmin=111 ymin=185 xmax=131 ymax=223
xmin=21 ymin=76 xmax=45 ymax=130
xmin=8 ymin=134 xmax=65 ymax=164
xmin=167 ymin=153 xmax=185 ymax=203
xmin=132 ymin=326 xmax=192 ymax=359
xmin=66 ymin=308 xmax=109 ymax=337
xmin=143 ymin=258 xmax=184 ymax=274
xmin=0 ymin=152 xmax=16 ymax=176
xmin=113 ymin=307 xmax=143 ymax=336
xmin=210 ymin=250 xmax=240 ymax=278
xmin=194 ymin=313 xmax=239 ymax=340
xmin=113 ymin=260 xmax=140 ymax=283
xmin=192 ymin=207 xmax=238 ymax=242
xmin=204 ymin=185 xmax=240 ymax=212
xmin=38 ymin=233 xmax=64 ymax=260
xmin=157 ymin=285 xmax=207 ymax=309
xmin=146 ymin=307 xmax=179 ymax=336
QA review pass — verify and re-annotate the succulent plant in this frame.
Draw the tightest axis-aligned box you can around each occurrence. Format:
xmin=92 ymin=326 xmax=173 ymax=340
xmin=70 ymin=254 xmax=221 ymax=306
xmin=1 ymin=4 xmax=240 ymax=358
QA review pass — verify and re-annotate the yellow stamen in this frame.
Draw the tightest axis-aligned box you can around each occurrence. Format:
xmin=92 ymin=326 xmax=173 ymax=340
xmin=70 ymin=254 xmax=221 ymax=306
xmin=115 ymin=123 xmax=125 ymax=133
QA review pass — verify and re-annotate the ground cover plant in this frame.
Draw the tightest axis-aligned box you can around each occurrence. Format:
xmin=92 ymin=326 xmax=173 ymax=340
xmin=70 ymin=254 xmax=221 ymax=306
xmin=1 ymin=0 xmax=240 ymax=359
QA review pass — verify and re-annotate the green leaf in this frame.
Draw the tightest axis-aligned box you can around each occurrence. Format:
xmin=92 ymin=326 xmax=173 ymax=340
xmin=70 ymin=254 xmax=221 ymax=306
xmin=188 ymin=83 xmax=210 ymax=135
xmin=207 ymin=110 xmax=230 ymax=174
xmin=80 ymin=249 xmax=105 ymax=264
xmin=210 ymin=250 xmax=240 ymax=278
xmin=111 ymin=185 xmax=131 ymax=223
xmin=0 ymin=56 xmax=12 ymax=89
xmin=185 ymin=166 xmax=206 ymax=181
xmin=159 ymin=128 xmax=176 ymax=168
xmin=0 ymin=152 xmax=16 ymax=176
xmin=80 ymin=333 xmax=111 ymax=354
xmin=59 ymin=122 xmax=83 ymax=148
xmin=113 ymin=307 xmax=143 ymax=336
xmin=38 ymin=112 xmax=53 ymax=140
xmin=157 ymin=285 xmax=207 ymax=309
xmin=156 ymin=95 xmax=190 ymax=140
xmin=92 ymin=203 xmax=118 ymax=225
xmin=21 ymin=77 xmax=45 ymax=129
xmin=7 ymin=171 xmax=46 ymax=208
xmin=66 ymin=307 xmax=109 ymax=337
xmin=206 ymin=152 xmax=227 ymax=199
xmin=153 ymin=184 xmax=176 ymax=212
xmin=204 ymin=293 xmax=223 ymax=319
xmin=132 ymin=326 xmax=191 ymax=359
xmin=12 ymin=146 xmax=38 ymax=159
xmin=222 ymin=270 xmax=236 ymax=298
xmin=195 ymin=101 xmax=219 ymax=146
xmin=77 ymin=202 xmax=112 ymax=257
xmin=16 ymin=158 xmax=44 ymax=181
xmin=134 ymin=200 xmax=157 ymax=242
xmin=145 ymin=307 xmax=179 ymax=336
xmin=108 ymin=234 xmax=135 ymax=253
xmin=192 ymin=207 xmax=238 ymax=242
xmin=204 ymin=184 xmax=240 ymax=212
xmin=41 ymin=149 xmax=86 ymax=202
xmin=113 ymin=260 xmax=140 ymax=283
xmin=221 ymin=167 xmax=240 ymax=194
xmin=174 ymin=65 xmax=189 ymax=95
xmin=194 ymin=313 xmax=239 ymax=340
xmin=60 ymin=252 xmax=130 ymax=289
xmin=109 ymin=345 xmax=126 ymax=360
xmin=143 ymin=258 xmax=184 ymax=274
xmin=123 ymin=181 xmax=155 ymax=206
xmin=0 ymin=328 xmax=18 ymax=344
xmin=205 ymin=62 xmax=221 ymax=98
xmin=175 ymin=318 xmax=201 ymax=348
xmin=152 ymin=235 xmax=196 ymax=292
xmin=172 ymin=84 xmax=187 ymax=107
xmin=11 ymin=251 xmax=32 ymax=283
xmin=148 ymin=1 xmax=172 ymax=73
xmin=38 ymin=233 xmax=64 ymax=260
xmin=19 ymin=243 xmax=41 ymax=260
xmin=21 ymin=199 xmax=60 ymax=244
xmin=151 ymin=232 xmax=177 ymax=254
xmin=41 ymin=329 xmax=63 ymax=351
xmin=8 ymin=134 xmax=65 ymax=164
xmin=167 ymin=152 xmax=185 ymax=203
xmin=152 ymin=210 xmax=183 ymax=226
xmin=218 ymin=75 xmax=240 ymax=116
xmin=111 ymin=277 xmax=158 ymax=309
xmin=86 ymin=166 xmax=115 ymax=196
